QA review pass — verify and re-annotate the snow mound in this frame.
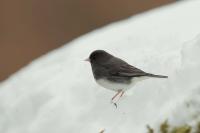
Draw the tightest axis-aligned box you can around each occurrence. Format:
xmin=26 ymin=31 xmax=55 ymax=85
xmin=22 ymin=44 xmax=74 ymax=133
xmin=150 ymin=36 xmax=200 ymax=132
xmin=0 ymin=1 xmax=200 ymax=133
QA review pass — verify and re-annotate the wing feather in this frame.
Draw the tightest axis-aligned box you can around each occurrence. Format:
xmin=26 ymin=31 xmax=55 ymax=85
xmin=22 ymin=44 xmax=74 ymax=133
xmin=103 ymin=57 xmax=148 ymax=77
xmin=111 ymin=64 xmax=148 ymax=77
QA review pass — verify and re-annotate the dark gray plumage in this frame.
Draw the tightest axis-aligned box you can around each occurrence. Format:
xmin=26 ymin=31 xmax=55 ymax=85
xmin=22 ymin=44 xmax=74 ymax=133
xmin=86 ymin=50 xmax=168 ymax=105
xmin=88 ymin=50 xmax=167 ymax=84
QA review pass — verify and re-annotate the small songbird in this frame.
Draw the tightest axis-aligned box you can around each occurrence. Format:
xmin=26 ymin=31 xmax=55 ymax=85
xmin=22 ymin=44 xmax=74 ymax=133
xmin=85 ymin=50 xmax=167 ymax=105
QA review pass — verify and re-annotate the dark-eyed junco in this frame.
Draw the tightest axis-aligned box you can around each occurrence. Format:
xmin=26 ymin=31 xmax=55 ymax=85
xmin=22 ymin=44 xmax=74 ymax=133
xmin=85 ymin=50 xmax=167 ymax=105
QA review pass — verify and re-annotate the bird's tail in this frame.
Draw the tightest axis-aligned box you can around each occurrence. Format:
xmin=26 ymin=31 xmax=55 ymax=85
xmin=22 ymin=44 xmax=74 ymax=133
xmin=146 ymin=73 xmax=168 ymax=78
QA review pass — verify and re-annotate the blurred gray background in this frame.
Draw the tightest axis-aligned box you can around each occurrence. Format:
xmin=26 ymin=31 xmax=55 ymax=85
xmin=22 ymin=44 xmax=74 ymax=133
xmin=0 ymin=0 xmax=175 ymax=81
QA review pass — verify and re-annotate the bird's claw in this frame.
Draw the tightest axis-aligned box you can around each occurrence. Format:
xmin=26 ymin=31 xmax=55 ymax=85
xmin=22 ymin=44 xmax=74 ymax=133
xmin=114 ymin=103 xmax=118 ymax=108
xmin=110 ymin=100 xmax=118 ymax=108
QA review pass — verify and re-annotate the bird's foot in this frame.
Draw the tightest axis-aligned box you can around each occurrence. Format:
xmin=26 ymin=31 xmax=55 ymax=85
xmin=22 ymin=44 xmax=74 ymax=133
xmin=110 ymin=90 xmax=124 ymax=108
xmin=110 ymin=100 xmax=118 ymax=108
xmin=113 ymin=102 xmax=118 ymax=108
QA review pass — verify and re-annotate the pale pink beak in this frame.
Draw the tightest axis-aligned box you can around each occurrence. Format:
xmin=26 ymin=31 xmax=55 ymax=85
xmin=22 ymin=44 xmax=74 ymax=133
xmin=84 ymin=58 xmax=90 ymax=62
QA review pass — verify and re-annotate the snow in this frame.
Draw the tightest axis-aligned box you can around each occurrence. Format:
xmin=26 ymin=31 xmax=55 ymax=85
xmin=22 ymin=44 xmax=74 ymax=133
xmin=0 ymin=1 xmax=200 ymax=133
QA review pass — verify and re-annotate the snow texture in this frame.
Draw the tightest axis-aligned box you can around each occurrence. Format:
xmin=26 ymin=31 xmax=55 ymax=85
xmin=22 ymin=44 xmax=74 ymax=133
xmin=0 ymin=1 xmax=200 ymax=133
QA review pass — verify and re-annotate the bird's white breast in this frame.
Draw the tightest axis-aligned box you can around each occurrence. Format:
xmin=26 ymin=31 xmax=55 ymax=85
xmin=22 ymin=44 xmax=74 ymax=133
xmin=96 ymin=77 xmax=148 ymax=92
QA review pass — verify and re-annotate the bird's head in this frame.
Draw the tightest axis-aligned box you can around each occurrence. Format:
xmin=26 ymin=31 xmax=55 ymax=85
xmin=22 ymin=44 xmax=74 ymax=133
xmin=85 ymin=50 xmax=111 ymax=64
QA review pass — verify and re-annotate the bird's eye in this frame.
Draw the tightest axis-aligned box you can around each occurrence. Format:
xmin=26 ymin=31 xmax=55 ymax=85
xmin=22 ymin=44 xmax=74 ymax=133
xmin=92 ymin=56 xmax=96 ymax=60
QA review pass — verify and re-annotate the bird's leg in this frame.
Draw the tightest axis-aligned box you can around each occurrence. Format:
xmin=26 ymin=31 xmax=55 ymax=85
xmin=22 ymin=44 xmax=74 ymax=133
xmin=120 ymin=91 xmax=124 ymax=98
xmin=111 ymin=90 xmax=122 ymax=101
xmin=111 ymin=90 xmax=125 ymax=108
xmin=111 ymin=90 xmax=124 ymax=108
xmin=114 ymin=91 xmax=124 ymax=104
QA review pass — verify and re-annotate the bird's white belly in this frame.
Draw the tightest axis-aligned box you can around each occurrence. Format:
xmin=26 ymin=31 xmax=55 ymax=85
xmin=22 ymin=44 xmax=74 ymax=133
xmin=96 ymin=77 xmax=148 ymax=92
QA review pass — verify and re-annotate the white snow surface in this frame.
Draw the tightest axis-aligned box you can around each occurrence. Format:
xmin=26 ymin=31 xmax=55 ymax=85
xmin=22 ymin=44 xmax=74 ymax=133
xmin=1 ymin=1 xmax=200 ymax=133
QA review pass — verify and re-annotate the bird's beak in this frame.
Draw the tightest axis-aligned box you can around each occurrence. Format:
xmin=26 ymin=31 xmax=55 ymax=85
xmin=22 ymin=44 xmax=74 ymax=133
xmin=84 ymin=58 xmax=90 ymax=62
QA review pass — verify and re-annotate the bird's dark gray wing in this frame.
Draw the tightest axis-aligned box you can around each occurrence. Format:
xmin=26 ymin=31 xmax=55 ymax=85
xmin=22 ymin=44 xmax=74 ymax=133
xmin=110 ymin=64 xmax=148 ymax=77
xmin=103 ymin=57 xmax=148 ymax=78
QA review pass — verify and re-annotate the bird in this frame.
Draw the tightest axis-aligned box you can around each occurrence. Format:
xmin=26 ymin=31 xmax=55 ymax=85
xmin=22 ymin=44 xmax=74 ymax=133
xmin=85 ymin=50 xmax=167 ymax=106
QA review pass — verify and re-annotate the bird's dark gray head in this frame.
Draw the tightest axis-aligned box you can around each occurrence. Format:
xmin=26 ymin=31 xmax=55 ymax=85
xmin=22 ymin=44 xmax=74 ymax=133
xmin=88 ymin=50 xmax=112 ymax=64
